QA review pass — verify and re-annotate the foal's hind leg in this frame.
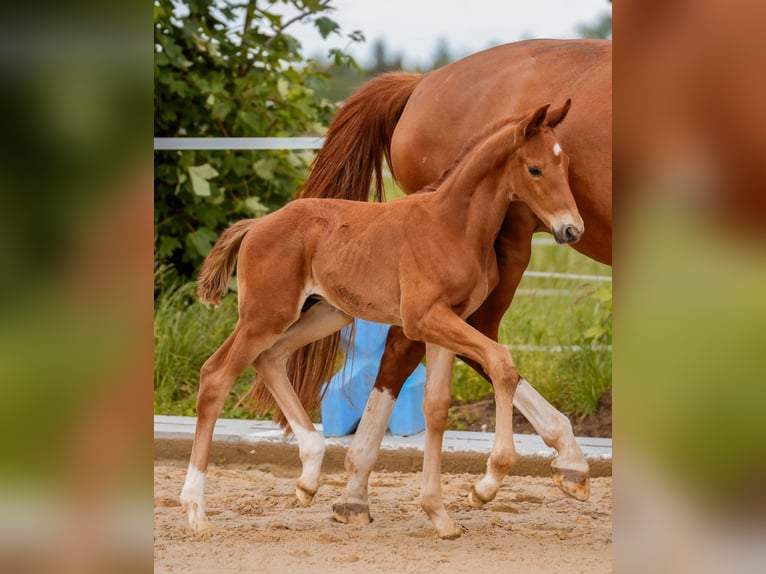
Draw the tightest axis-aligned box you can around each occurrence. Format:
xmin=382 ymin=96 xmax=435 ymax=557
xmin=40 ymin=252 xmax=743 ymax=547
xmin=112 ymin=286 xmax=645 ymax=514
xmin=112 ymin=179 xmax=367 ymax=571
xmin=253 ymin=302 xmax=352 ymax=506
xmin=514 ymin=379 xmax=590 ymax=500
xmin=181 ymin=323 xmax=279 ymax=532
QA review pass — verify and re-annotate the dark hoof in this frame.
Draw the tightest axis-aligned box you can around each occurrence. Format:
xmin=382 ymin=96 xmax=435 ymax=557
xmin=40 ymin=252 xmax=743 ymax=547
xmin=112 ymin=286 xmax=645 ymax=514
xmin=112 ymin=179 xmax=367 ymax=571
xmin=332 ymin=502 xmax=372 ymax=525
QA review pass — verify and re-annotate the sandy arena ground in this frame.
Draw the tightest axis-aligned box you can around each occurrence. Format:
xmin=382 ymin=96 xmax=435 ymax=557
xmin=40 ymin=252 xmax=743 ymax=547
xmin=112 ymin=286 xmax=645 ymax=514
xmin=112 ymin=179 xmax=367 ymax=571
xmin=154 ymin=462 xmax=612 ymax=573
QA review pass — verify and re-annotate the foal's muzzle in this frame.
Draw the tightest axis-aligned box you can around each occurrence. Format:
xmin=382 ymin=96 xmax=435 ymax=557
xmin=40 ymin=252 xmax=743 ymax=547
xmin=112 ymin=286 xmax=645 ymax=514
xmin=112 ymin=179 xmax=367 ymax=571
xmin=553 ymin=223 xmax=584 ymax=244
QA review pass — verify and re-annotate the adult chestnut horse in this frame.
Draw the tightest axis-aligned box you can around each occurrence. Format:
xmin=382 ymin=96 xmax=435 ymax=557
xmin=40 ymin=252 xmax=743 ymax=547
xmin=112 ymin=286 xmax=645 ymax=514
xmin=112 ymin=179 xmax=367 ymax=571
xmin=181 ymin=104 xmax=582 ymax=538
xmin=300 ymin=39 xmax=612 ymax=525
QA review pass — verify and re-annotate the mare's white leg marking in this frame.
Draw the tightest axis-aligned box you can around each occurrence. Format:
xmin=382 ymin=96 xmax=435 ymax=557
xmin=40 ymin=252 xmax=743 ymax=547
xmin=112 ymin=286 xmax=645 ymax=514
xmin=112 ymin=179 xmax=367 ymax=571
xmin=180 ymin=463 xmax=209 ymax=532
xmin=553 ymin=142 xmax=562 ymax=156
xmin=333 ymin=387 xmax=396 ymax=524
xmin=348 ymin=388 xmax=396 ymax=480
xmin=291 ymin=422 xmax=325 ymax=505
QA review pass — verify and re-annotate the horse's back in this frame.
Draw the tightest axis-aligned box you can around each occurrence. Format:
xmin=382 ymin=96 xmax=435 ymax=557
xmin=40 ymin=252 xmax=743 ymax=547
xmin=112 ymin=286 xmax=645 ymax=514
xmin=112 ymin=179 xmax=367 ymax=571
xmin=391 ymin=39 xmax=612 ymax=263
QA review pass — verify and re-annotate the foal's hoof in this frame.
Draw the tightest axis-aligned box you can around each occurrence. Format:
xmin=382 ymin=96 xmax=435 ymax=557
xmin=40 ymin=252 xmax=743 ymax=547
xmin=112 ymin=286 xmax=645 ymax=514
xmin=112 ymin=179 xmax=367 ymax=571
xmin=181 ymin=498 xmax=210 ymax=532
xmin=552 ymin=466 xmax=590 ymax=501
xmin=332 ymin=502 xmax=372 ymax=525
xmin=467 ymin=484 xmax=494 ymax=509
xmin=189 ymin=518 xmax=212 ymax=533
xmin=436 ymin=520 xmax=466 ymax=540
xmin=295 ymin=483 xmax=317 ymax=507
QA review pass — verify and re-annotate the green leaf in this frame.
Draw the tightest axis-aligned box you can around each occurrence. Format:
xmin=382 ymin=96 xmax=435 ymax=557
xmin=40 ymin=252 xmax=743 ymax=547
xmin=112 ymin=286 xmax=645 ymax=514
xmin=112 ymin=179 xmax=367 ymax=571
xmin=243 ymin=197 xmax=269 ymax=216
xmin=186 ymin=227 xmax=219 ymax=258
xmin=188 ymin=164 xmax=219 ymax=197
xmin=277 ymin=78 xmax=289 ymax=98
xmin=157 ymin=235 xmax=181 ymax=259
xmin=211 ymin=101 xmax=233 ymax=122
xmin=253 ymin=157 xmax=278 ymax=181
xmin=314 ymin=17 xmax=340 ymax=39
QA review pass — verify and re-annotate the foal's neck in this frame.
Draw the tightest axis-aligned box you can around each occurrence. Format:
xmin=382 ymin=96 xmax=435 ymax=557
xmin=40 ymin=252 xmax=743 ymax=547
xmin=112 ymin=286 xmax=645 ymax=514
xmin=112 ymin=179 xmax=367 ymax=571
xmin=431 ymin=126 xmax=519 ymax=247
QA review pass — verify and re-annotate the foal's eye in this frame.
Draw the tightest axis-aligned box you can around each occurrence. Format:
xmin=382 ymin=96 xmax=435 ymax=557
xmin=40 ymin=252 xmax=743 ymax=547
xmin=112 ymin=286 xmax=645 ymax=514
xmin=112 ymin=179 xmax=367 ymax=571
xmin=527 ymin=165 xmax=542 ymax=177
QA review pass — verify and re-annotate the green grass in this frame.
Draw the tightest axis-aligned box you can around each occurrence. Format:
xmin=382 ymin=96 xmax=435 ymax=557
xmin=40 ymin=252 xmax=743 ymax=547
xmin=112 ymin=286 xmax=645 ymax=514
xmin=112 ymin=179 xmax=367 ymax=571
xmin=499 ymin=239 xmax=611 ymax=419
xmin=154 ymin=282 xmax=254 ymax=418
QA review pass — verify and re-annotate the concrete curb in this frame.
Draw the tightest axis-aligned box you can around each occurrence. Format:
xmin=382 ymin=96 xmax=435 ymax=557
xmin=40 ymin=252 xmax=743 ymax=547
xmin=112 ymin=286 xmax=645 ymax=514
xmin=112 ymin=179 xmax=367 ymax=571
xmin=154 ymin=415 xmax=612 ymax=477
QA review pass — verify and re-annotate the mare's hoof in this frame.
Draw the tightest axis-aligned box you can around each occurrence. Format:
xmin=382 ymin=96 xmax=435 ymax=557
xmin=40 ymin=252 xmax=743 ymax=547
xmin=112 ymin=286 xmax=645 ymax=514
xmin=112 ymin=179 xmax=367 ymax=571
xmin=332 ymin=502 xmax=372 ymax=525
xmin=552 ymin=466 xmax=591 ymax=501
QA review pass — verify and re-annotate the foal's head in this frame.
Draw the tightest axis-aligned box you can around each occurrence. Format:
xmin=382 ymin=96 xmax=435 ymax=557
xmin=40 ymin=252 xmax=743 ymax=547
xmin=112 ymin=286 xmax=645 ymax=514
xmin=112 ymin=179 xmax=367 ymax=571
xmin=505 ymin=100 xmax=584 ymax=244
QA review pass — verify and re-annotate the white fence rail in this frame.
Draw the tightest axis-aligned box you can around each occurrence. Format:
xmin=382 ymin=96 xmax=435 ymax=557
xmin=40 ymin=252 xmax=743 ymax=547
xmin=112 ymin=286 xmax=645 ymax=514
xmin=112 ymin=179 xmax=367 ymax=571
xmin=154 ymin=137 xmax=325 ymax=150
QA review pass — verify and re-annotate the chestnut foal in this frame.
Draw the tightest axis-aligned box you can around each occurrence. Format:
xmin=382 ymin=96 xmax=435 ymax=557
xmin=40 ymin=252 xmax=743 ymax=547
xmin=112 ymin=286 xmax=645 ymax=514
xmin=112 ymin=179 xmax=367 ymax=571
xmin=180 ymin=101 xmax=582 ymax=538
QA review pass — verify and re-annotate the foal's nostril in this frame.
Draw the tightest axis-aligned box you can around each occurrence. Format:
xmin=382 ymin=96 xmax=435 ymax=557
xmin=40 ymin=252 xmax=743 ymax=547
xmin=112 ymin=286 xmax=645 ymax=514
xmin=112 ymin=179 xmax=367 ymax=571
xmin=554 ymin=224 xmax=581 ymax=244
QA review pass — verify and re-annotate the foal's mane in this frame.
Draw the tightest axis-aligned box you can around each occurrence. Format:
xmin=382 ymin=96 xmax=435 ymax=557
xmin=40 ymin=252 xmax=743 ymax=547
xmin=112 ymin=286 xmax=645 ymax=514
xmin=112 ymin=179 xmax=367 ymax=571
xmin=418 ymin=114 xmax=525 ymax=195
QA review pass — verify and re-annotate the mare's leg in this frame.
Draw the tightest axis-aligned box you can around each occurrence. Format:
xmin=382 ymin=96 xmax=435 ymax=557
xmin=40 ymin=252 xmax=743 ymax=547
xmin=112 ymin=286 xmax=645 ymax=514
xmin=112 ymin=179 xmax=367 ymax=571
xmin=180 ymin=321 xmax=280 ymax=532
xmin=420 ymin=344 xmax=463 ymax=539
xmin=253 ymin=301 xmax=353 ymax=506
xmin=403 ymin=303 xmax=520 ymax=538
xmin=333 ymin=327 xmax=424 ymax=525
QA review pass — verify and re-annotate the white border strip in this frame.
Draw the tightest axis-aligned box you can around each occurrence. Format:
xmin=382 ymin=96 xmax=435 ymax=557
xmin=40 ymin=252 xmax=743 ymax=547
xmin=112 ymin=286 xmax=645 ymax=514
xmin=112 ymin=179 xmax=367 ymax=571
xmin=153 ymin=137 xmax=326 ymax=150
xmin=523 ymin=271 xmax=611 ymax=282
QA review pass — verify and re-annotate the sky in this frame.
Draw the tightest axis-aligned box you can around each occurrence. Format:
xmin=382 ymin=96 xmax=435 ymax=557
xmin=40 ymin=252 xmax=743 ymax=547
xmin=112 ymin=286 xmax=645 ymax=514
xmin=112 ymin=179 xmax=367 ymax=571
xmin=286 ymin=0 xmax=612 ymax=68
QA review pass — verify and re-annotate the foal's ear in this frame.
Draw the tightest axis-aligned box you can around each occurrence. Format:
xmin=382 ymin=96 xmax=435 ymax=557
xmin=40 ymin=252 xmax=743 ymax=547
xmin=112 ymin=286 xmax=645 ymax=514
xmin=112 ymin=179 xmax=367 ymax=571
xmin=545 ymin=99 xmax=572 ymax=128
xmin=523 ymin=104 xmax=550 ymax=138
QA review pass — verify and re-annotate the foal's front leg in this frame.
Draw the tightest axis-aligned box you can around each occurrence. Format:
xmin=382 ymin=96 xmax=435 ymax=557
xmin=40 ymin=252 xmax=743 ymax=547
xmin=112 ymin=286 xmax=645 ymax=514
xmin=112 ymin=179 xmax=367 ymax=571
xmin=420 ymin=344 xmax=464 ymax=539
xmin=404 ymin=304 xmax=521 ymax=534
xmin=463 ymin=212 xmax=591 ymax=502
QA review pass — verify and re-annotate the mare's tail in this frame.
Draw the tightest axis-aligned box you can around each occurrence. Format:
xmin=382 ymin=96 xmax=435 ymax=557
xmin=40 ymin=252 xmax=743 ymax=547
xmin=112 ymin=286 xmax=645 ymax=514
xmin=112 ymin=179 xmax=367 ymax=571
xmin=299 ymin=71 xmax=422 ymax=202
xmin=196 ymin=219 xmax=254 ymax=306
xmin=239 ymin=328 xmax=347 ymax=434
xmin=239 ymin=74 xmax=423 ymax=433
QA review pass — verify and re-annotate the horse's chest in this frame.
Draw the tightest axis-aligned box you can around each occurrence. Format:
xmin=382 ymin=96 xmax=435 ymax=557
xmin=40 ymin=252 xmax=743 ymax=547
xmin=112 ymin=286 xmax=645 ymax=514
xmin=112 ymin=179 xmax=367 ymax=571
xmin=450 ymin=262 xmax=496 ymax=317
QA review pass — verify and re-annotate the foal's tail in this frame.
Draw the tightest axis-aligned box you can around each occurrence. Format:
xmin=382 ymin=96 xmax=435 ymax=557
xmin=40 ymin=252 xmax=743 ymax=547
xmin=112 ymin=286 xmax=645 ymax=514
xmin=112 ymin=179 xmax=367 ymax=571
xmin=196 ymin=219 xmax=254 ymax=306
xmin=299 ymin=71 xmax=422 ymax=202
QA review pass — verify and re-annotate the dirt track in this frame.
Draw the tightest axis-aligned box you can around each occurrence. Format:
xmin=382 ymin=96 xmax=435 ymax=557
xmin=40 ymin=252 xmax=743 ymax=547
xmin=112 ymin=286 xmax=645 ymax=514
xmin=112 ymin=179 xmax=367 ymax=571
xmin=154 ymin=462 xmax=611 ymax=573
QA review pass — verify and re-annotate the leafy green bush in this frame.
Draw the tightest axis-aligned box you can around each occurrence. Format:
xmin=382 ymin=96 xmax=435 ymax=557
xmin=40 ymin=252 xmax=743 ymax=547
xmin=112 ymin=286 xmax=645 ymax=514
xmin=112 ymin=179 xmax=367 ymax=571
xmin=154 ymin=0 xmax=362 ymax=285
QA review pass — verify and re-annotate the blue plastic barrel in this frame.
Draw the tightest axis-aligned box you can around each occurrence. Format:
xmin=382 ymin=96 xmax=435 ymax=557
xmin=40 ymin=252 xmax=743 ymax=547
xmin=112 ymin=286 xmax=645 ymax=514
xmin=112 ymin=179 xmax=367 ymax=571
xmin=320 ymin=320 xmax=426 ymax=436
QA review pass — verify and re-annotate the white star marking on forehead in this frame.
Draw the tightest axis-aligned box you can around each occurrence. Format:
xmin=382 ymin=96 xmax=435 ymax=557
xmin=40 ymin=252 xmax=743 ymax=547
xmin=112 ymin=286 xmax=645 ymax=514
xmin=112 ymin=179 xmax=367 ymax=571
xmin=553 ymin=142 xmax=562 ymax=157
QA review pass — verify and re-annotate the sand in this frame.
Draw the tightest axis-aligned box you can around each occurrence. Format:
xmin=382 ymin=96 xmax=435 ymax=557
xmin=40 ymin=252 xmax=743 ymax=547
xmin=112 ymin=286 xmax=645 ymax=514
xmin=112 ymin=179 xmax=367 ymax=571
xmin=154 ymin=462 xmax=611 ymax=573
